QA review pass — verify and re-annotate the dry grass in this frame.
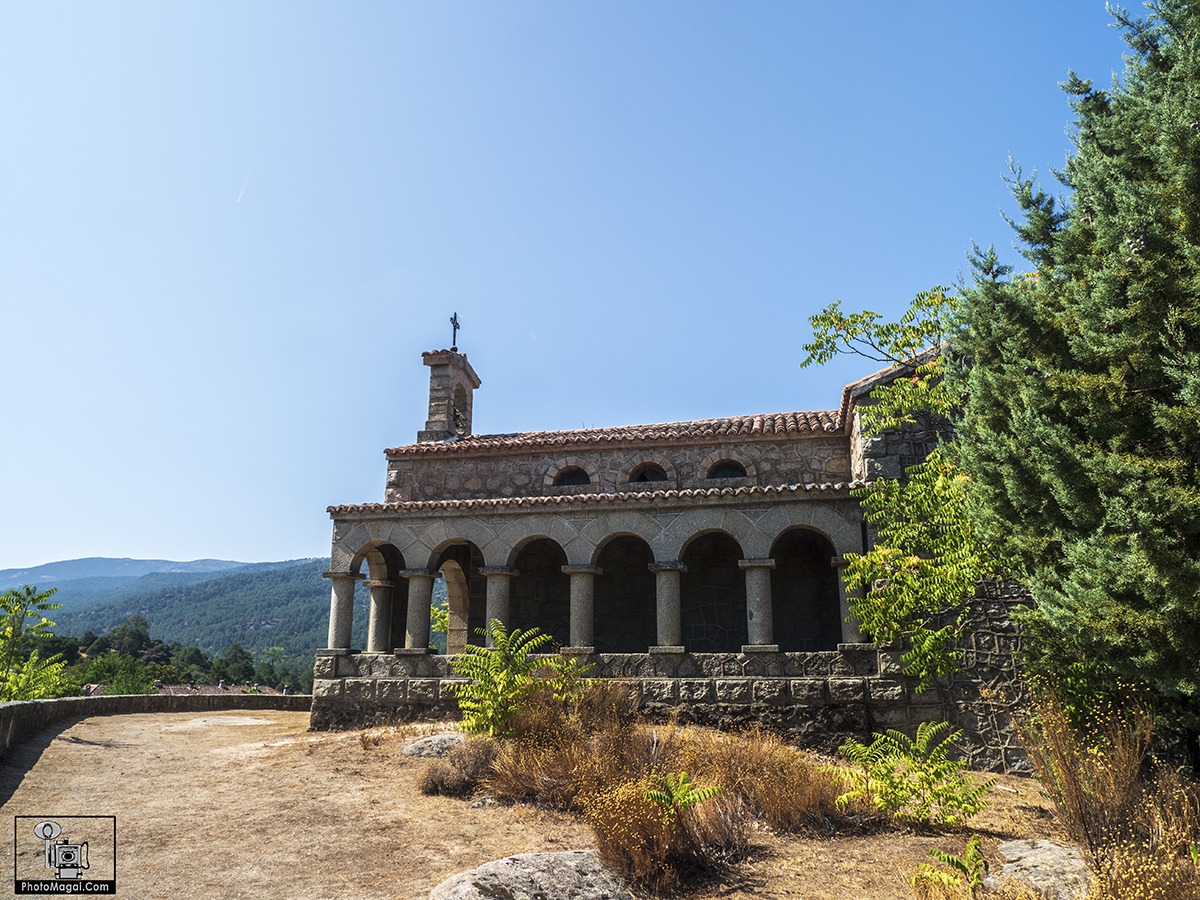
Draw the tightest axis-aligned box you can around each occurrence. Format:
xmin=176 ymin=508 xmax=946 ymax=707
xmin=420 ymin=681 xmax=885 ymax=891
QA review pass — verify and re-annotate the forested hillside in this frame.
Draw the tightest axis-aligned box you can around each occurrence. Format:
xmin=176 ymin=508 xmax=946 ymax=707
xmin=43 ymin=560 xmax=320 ymax=614
xmin=55 ymin=560 xmax=369 ymax=661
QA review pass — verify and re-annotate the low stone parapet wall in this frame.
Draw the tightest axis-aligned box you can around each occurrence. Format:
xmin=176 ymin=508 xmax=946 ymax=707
xmin=0 ymin=693 xmax=313 ymax=758
xmin=309 ymin=640 xmax=1028 ymax=773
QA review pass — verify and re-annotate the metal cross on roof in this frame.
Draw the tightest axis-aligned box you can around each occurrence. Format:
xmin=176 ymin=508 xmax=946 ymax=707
xmin=450 ymin=312 xmax=460 ymax=352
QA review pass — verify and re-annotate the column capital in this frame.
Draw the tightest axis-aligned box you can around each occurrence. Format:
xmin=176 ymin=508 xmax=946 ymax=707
xmin=479 ymin=566 xmax=519 ymax=577
xmin=831 ymin=555 xmax=850 ymax=569
xmin=323 ymin=571 xmax=366 ymax=581
xmin=399 ymin=568 xmax=436 ymax=579
xmin=738 ymin=558 xmax=776 ymax=570
xmin=363 ymin=580 xmax=395 ymax=589
xmin=561 ymin=565 xmax=602 ymax=575
xmin=648 ymin=560 xmax=686 ymax=573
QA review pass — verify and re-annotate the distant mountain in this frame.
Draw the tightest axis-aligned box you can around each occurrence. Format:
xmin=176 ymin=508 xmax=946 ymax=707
xmin=33 ymin=560 xmax=323 ymax=615
xmin=0 ymin=557 xmax=251 ymax=591
xmin=55 ymin=559 xmax=366 ymax=661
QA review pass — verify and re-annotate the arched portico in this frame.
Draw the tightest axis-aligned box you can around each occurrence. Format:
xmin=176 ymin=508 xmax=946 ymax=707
xmin=510 ymin=538 xmax=571 ymax=649
xmin=594 ymin=535 xmax=656 ymax=653
xmin=770 ymin=527 xmax=842 ymax=652
xmin=346 ymin=541 xmax=407 ymax=653
xmin=434 ymin=541 xmax=486 ymax=654
xmin=680 ymin=532 xmax=748 ymax=652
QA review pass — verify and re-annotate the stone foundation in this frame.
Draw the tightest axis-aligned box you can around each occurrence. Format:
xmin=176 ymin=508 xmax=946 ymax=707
xmin=310 ymin=586 xmax=1031 ymax=773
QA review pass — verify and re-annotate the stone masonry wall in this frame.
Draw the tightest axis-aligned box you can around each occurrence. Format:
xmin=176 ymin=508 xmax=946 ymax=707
xmin=385 ymin=435 xmax=852 ymax=503
xmin=309 ymin=585 xmax=1031 ymax=773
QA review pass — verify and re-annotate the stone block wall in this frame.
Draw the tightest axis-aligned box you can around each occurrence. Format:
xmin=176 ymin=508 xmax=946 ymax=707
xmin=385 ymin=435 xmax=853 ymax=503
xmin=309 ymin=584 xmax=1031 ymax=773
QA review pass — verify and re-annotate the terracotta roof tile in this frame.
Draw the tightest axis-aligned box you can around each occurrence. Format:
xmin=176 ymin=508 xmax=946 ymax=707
xmin=386 ymin=410 xmax=842 ymax=456
xmin=328 ymin=480 xmax=866 ymax=516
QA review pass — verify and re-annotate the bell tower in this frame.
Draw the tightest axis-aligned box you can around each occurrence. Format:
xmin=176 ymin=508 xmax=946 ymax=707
xmin=417 ymin=349 xmax=481 ymax=442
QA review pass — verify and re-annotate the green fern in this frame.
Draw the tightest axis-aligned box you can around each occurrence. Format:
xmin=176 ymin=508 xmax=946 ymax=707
xmin=644 ymin=772 xmax=724 ymax=818
xmin=447 ymin=619 xmax=592 ymax=736
xmin=912 ymin=835 xmax=989 ymax=897
xmin=833 ymin=721 xmax=996 ymax=826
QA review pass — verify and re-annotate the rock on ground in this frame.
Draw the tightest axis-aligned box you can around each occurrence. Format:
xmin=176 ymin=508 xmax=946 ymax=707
xmin=401 ymin=732 xmax=465 ymax=758
xmin=428 ymin=850 xmax=638 ymax=900
xmin=984 ymin=839 xmax=1093 ymax=900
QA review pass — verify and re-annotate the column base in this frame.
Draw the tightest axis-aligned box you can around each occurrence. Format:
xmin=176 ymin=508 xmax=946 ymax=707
xmin=649 ymin=646 xmax=686 ymax=655
xmin=395 ymin=648 xmax=434 ymax=657
xmin=741 ymin=644 xmax=780 ymax=654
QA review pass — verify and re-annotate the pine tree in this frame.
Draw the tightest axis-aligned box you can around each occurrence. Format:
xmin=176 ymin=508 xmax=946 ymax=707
xmin=954 ymin=2 xmax=1200 ymax=740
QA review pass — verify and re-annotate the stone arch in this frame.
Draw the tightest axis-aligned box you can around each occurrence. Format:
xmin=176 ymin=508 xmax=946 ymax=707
xmin=543 ymin=456 xmax=600 ymax=490
xmin=509 ymin=538 xmax=570 ymax=649
xmin=618 ymin=452 xmax=678 ymax=487
xmin=769 ymin=527 xmax=842 ymax=652
xmin=347 ymin=541 xmax=407 ymax=654
xmin=680 ymin=530 xmax=748 ymax=652
xmin=696 ymin=448 xmax=758 ymax=484
xmin=593 ymin=535 xmax=656 ymax=653
xmin=419 ymin=518 xmax=500 ymax=571
xmin=434 ymin=541 xmax=486 ymax=655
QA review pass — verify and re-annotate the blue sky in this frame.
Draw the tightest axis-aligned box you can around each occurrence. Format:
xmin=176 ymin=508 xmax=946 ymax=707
xmin=1 ymin=2 xmax=1131 ymax=569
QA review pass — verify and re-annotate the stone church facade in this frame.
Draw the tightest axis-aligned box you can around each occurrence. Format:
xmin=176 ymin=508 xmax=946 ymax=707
xmin=310 ymin=349 xmax=1027 ymax=772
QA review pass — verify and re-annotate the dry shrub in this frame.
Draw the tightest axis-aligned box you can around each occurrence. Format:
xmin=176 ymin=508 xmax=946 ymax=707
xmin=1016 ymin=682 xmax=1200 ymax=900
xmin=1088 ymin=845 xmax=1199 ymax=900
xmin=489 ymin=717 xmax=863 ymax=834
xmin=684 ymin=727 xmax=858 ymax=831
xmin=1015 ymin=683 xmax=1153 ymax=860
xmin=584 ymin=776 xmax=746 ymax=891
xmin=677 ymin=790 xmax=750 ymax=863
xmin=417 ymin=736 xmax=497 ymax=797
xmin=585 ymin=779 xmax=676 ymax=890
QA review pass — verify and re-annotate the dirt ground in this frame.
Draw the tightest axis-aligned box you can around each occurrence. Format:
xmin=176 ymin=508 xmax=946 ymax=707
xmin=0 ymin=710 xmax=1066 ymax=900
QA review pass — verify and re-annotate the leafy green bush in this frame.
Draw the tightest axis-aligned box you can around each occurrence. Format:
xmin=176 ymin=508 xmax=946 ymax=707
xmin=833 ymin=721 xmax=995 ymax=827
xmin=0 ymin=586 xmax=67 ymax=701
xmin=447 ymin=619 xmax=592 ymax=736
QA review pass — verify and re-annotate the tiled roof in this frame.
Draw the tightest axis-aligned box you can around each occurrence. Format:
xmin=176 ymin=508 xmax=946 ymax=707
xmin=387 ymin=410 xmax=842 ymax=456
xmin=328 ymin=480 xmax=866 ymax=516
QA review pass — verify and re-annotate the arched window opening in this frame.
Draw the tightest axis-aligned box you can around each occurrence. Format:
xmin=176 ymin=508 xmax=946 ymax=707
xmin=553 ymin=466 xmax=590 ymax=486
xmin=770 ymin=529 xmax=842 ymax=652
xmin=707 ymin=460 xmax=747 ymax=479
xmin=629 ymin=463 xmax=668 ymax=483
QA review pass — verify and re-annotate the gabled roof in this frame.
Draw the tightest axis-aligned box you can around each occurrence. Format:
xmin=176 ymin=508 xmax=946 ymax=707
xmin=386 ymin=410 xmax=842 ymax=456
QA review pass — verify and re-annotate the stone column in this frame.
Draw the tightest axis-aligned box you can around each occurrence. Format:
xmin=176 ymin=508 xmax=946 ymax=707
xmin=739 ymin=558 xmax=778 ymax=652
xmin=479 ymin=566 xmax=517 ymax=647
xmin=562 ymin=565 xmax=602 ymax=649
xmin=364 ymin=580 xmax=395 ymax=653
xmin=648 ymin=561 xmax=686 ymax=650
xmin=323 ymin=571 xmax=364 ymax=650
xmin=401 ymin=568 xmax=435 ymax=651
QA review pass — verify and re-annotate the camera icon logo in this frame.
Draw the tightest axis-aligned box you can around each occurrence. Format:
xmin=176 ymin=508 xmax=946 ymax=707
xmin=32 ymin=822 xmax=89 ymax=881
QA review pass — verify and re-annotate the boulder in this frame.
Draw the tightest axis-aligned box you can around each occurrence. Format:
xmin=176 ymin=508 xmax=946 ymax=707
xmin=428 ymin=850 xmax=637 ymax=900
xmin=983 ymin=839 xmax=1093 ymax=900
xmin=401 ymin=732 xmax=465 ymax=758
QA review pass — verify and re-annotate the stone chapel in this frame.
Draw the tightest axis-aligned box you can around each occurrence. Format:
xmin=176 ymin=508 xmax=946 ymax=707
xmin=310 ymin=348 xmax=1026 ymax=772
